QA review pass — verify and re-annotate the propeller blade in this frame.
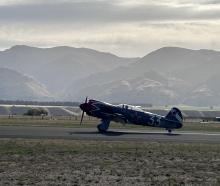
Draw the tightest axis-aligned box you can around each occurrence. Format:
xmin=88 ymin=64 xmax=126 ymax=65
xmin=79 ymin=96 xmax=88 ymax=125
xmin=80 ymin=111 xmax=85 ymax=125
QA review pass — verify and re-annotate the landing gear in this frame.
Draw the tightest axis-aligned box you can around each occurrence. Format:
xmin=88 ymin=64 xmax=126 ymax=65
xmin=97 ymin=124 xmax=107 ymax=133
xmin=97 ymin=119 xmax=110 ymax=133
xmin=166 ymin=129 xmax=172 ymax=134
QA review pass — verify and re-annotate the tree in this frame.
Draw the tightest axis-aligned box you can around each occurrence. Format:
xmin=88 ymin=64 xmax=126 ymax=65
xmin=24 ymin=108 xmax=48 ymax=116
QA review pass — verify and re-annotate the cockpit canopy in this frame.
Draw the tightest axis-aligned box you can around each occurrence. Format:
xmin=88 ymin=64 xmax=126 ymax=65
xmin=118 ymin=104 xmax=143 ymax=112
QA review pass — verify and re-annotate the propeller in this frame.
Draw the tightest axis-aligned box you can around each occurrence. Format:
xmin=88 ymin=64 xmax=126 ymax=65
xmin=80 ymin=96 xmax=88 ymax=125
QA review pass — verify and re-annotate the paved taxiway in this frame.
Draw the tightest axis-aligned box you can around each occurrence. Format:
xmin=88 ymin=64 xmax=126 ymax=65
xmin=0 ymin=126 xmax=220 ymax=143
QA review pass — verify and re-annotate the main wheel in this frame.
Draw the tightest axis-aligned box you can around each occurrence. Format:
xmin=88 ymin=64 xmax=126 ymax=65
xmin=97 ymin=124 xmax=107 ymax=133
xmin=168 ymin=129 xmax=172 ymax=134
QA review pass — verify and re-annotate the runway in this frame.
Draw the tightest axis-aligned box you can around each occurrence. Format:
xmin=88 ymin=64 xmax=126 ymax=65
xmin=0 ymin=126 xmax=220 ymax=143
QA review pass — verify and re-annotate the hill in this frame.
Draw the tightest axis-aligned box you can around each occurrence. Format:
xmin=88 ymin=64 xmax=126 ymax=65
xmin=1 ymin=45 xmax=220 ymax=106
xmin=0 ymin=68 xmax=52 ymax=101
xmin=68 ymin=47 xmax=220 ymax=106
xmin=0 ymin=45 xmax=138 ymax=93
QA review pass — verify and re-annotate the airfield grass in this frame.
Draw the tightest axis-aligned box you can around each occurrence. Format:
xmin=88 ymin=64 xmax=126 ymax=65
xmin=0 ymin=116 xmax=220 ymax=132
xmin=0 ymin=139 xmax=219 ymax=185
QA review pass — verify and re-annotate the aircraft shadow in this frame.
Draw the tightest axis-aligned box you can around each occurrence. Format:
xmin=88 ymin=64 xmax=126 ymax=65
xmin=101 ymin=131 xmax=180 ymax=136
xmin=68 ymin=130 xmax=180 ymax=136
xmin=68 ymin=131 xmax=99 ymax=135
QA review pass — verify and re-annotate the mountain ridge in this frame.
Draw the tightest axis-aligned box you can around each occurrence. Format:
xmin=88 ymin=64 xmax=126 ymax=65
xmin=0 ymin=67 xmax=53 ymax=101
xmin=67 ymin=46 xmax=220 ymax=106
xmin=0 ymin=45 xmax=139 ymax=92
xmin=1 ymin=45 xmax=220 ymax=106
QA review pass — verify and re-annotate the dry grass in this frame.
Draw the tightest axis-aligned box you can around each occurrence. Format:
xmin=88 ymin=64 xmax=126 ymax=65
xmin=1 ymin=116 xmax=220 ymax=132
xmin=0 ymin=139 xmax=220 ymax=185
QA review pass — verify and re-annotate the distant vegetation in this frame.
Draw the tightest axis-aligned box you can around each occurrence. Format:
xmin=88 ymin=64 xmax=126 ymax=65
xmin=0 ymin=100 xmax=152 ymax=107
xmin=24 ymin=108 xmax=48 ymax=116
xmin=0 ymin=100 xmax=80 ymax=106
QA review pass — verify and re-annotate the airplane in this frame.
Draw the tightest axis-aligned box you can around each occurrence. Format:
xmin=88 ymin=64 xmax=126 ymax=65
xmin=79 ymin=97 xmax=183 ymax=133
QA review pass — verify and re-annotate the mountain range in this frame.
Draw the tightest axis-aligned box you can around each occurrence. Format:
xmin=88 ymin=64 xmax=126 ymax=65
xmin=0 ymin=68 xmax=52 ymax=101
xmin=0 ymin=45 xmax=220 ymax=106
xmin=0 ymin=45 xmax=137 ymax=93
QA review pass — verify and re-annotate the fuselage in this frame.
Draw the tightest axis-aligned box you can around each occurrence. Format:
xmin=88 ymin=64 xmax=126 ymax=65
xmin=80 ymin=99 xmax=182 ymax=130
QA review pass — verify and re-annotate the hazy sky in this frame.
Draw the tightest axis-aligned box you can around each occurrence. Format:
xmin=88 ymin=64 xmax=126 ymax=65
xmin=0 ymin=0 xmax=220 ymax=57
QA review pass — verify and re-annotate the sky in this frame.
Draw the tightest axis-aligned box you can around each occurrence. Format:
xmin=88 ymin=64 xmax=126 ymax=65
xmin=0 ymin=0 xmax=220 ymax=57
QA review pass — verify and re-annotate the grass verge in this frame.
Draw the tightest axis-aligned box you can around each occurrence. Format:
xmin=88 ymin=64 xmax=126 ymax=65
xmin=0 ymin=116 xmax=220 ymax=132
xmin=0 ymin=139 xmax=219 ymax=185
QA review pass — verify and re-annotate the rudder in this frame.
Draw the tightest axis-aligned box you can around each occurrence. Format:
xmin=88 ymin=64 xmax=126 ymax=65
xmin=165 ymin=107 xmax=183 ymax=124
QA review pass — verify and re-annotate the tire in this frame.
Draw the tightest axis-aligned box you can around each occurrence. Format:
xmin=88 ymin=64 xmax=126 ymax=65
xmin=97 ymin=124 xmax=107 ymax=133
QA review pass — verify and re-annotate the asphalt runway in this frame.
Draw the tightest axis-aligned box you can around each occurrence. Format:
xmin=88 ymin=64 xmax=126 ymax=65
xmin=0 ymin=126 xmax=220 ymax=143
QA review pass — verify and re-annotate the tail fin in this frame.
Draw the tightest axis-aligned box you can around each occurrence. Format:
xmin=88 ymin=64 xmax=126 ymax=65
xmin=165 ymin=107 xmax=183 ymax=124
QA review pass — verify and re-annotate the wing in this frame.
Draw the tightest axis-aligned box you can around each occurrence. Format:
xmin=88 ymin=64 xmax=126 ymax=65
xmin=99 ymin=112 xmax=127 ymax=124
